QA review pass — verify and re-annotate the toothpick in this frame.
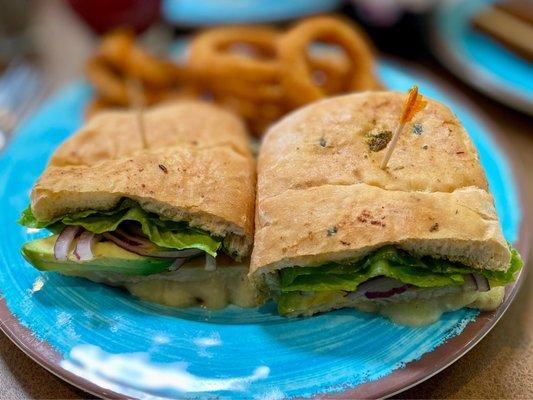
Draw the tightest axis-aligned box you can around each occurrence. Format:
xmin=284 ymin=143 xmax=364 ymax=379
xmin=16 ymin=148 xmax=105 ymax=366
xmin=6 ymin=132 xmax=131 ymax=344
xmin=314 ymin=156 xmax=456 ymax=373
xmin=380 ymin=85 xmax=427 ymax=169
xmin=126 ymin=76 xmax=148 ymax=149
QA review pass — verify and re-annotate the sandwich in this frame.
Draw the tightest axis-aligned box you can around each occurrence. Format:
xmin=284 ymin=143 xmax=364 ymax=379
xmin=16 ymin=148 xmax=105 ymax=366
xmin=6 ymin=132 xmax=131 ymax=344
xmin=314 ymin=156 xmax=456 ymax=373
xmin=250 ymin=91 xmax=522 ymax=325
xmin=19 ymin=101 xmax=262 ymax=309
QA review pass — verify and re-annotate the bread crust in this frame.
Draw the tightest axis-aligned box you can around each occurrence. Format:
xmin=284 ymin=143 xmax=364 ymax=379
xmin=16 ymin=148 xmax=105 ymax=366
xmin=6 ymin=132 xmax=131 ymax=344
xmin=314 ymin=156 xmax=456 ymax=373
xmin=251 ymin=92 xmax=510 ymax=278
xmin=51 ymin=101 xmax=251 ymax=167
xmin=251 ymin=184 xmax=509 ymax=274
xmin=32 ymin=101 xmax=255 ymax=257
xmin=258 ymin=91 xmax=488 ymax=199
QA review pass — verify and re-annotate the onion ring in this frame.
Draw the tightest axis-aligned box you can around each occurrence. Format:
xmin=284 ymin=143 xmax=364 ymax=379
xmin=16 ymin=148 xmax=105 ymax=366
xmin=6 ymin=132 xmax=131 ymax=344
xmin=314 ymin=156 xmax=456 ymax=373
xmin=308 ymin=52 xmax=350 ymax=94
xmin=216 ymin=94 xmax=286 ymax=136
xmin=216 ymin=95 xmax=261 ymax=120
xmin=278 ymin=16 xmax=382 ymax=106
xmin=84 ymin=17 xmax=385 ymax=137
xmin=85 ymin=97 xmax=116 ymax=119
xmin=126 ymin=50 xmax=187 ymax=88
xmin=188 ymin=26 xmax=282 ymax=82
xmin=97 ymin=29 xmax=134 ymax=70
xmin=97 ymin=29 xmax=186 ymax=88
xmin=206 ymin=78 xmax=284 ymax=102
xmin=86 ymin=56 xmax=130 ymax=105
xmin=86 ymin=56 xmax=176 ymax=106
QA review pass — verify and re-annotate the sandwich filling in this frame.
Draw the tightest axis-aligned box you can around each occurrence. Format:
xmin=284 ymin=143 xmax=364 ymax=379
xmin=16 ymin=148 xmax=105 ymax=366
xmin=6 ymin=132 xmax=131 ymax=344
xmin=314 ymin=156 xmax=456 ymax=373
xmin=272 ymin=246 xmax=522 ymax=324
xmin=19 ymin=198 xmax=236 ymax=276
xmin=19 ymin=199 xmax=263 ymax=308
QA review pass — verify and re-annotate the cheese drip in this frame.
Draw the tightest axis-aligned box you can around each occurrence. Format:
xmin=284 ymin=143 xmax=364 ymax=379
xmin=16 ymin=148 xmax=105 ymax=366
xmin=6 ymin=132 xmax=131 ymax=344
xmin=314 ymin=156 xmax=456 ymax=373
xmin=282 ymin=286 xmax=505 ymax=326
xmin=63 ymin=257 xmax=263 ymax=309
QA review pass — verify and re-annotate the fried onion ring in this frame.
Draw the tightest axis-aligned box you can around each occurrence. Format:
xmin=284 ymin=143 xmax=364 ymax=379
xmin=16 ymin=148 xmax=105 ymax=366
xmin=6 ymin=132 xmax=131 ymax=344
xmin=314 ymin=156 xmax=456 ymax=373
xmin=97 ymin=29 xmax=186 ymax=87
xmin=86 ymin=56 xmax=175 ymax=106
xmin=308 ymin=52 xmax=350 ymax=94
xmin=85 ymin=16 xmax=385 ymax=137
xmin=85 ymin=97 xmax=116 ymax=119
xmin=215 ymin=94 xmax=286 ymax=136
xmin=188 ymin=26 xmax=282 ymax=82
xmin=206 ymin=78 xmax=284 ymax=102
xmin=278 ymin=16 xmax=382 ymax=107
xmin=86 ymin=56 xmax=130 ymax=105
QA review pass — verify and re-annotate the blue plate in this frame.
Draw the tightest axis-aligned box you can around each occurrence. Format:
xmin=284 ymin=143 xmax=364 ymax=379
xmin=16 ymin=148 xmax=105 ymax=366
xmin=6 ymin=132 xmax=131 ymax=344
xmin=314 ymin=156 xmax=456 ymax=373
xmin=162 ymin=0 xmax=343 ymax=26
xmin=0 ymin=62 xmax=527 ymax=399
xmin=433 ymin=0 xmax=533 ymax=115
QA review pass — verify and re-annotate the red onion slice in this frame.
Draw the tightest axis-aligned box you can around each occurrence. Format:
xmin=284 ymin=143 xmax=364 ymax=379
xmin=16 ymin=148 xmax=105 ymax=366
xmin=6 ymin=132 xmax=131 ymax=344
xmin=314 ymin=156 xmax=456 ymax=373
xmin=356 ymin=277 xmax=407 ymax=295
xmin=462 ymin=274 xmax=478 ymax=291
xmin=115 ymin=228 xmax=203 ymax=258
xmin=169 ymin=258 xmax=186 ymax=271
xmin=151 ymin=249 xmax=203 ymax=258
xmin=112 ymin=229 xmax=153 ymax=248
xmin=473 ymin=273 xmax=490 ymax=292
xmin=54 ymin=226 xmax=82 ymax=260
xmin=346 ymin=277 xmax=411 ymax=300
xmin=365 ymin=285 xmax=410 ymax=299
xmin=74 ymin=231 xmax=101 ymax=261
xmin=345 ymin=273 xmax=491 ymax=301
xmin=103 ymin=232 xmax=203 ymax=259
xmin=102 ymin=232 xmax=155 ymax=256
xmin=205 ymin=254 xmax=217 ymax=271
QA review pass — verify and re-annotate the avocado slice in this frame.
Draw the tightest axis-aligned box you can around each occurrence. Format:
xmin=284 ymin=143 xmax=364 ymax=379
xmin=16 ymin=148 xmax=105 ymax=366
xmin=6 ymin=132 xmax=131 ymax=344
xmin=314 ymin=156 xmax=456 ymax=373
xmin=22 ymin=235 xmax=173 ymax=276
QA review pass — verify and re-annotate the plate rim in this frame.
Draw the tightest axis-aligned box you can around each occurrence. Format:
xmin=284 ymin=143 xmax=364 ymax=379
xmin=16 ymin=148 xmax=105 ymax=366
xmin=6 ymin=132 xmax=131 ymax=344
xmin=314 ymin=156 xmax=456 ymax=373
xmin=431 ymin=0 xmax=533 ymax=116
xmin=0 ymin=64 xmax=529 ymax=399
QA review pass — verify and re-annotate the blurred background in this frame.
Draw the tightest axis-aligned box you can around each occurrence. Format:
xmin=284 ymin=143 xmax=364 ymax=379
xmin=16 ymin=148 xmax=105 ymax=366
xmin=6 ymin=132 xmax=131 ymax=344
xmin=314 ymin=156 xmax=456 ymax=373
xmin=0 ymin=0 xmax=531 ymax=398
xmin=0 ymin=0 xmax=531 ymax=142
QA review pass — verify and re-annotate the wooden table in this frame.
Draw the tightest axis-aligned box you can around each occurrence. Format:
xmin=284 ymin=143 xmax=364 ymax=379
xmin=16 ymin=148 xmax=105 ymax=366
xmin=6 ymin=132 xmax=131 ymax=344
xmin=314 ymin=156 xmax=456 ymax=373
xmin=1 ymin=1 xmax=531 ymax=398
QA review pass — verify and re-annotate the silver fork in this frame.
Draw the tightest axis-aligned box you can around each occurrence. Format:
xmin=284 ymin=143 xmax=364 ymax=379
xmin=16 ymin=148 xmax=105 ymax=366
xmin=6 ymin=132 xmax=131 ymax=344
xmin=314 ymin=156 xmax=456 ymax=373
xmin=0 ymin=58 xmax=44 ymax=151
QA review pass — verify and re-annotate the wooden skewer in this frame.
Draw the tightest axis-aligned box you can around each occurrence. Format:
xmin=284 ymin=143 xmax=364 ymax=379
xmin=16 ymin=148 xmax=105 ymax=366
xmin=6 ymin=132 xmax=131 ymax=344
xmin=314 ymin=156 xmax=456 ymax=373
xmin=381 ymin=85 xmax=427 ymax=169
xmin=380 ymin=120 xmax=407 ymax=170
xmin=126 ymin=76 xmax=148 ymax=149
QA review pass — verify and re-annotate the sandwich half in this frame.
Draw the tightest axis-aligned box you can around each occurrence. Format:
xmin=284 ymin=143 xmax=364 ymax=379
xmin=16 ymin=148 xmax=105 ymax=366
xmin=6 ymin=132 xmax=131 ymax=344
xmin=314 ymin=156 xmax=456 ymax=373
xmin=250 ymin=91 xmax=522 ymax=325
xmin=20 ymin=101 xmax=261 ymax=308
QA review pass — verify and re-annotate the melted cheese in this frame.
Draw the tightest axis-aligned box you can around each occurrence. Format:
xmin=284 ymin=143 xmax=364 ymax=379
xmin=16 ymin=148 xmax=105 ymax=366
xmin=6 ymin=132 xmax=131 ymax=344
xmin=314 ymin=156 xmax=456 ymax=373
xmin=64 ymin=257 xmax=264 ymax=309
xmin=286 ymin=286 xmax=505 ymax=326
xmin=375 ymin=287 xmax=504 ymax=326
xmin=125 ymin=267 xmax=261 ymax=309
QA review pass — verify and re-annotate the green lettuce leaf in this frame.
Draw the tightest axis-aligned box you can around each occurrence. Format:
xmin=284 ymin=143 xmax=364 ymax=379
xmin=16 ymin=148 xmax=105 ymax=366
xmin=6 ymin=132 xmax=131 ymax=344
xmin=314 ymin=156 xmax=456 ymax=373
xmin=484 ymin=246 xmax=522 ymax=286
xmin=280 ymin=246 xmax=523 ymax=293
xmin=18 ymin=200 xmax=221 ymax=257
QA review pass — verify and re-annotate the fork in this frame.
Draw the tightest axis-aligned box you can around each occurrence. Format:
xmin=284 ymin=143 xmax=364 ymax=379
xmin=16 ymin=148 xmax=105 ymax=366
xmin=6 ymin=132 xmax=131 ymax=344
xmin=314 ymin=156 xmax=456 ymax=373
xmin=0 ymin=58 xmax=44 ymax=151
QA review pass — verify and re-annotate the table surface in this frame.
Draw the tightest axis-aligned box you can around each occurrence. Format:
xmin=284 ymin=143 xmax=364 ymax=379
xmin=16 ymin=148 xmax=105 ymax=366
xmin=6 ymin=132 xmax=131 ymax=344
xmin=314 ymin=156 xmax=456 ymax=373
xmin=1 ymin=1 xmax=532 ymax=399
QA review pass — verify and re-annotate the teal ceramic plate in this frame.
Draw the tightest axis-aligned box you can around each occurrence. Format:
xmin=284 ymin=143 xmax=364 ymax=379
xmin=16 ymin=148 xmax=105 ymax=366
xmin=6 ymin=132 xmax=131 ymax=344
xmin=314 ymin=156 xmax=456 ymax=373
xmin=433 ymin=0 xmax=533 ymax=115
xmin=161 ymin=0 xmax=342 ymax=27
xmin=0 ymin=61 xmax=528 ymax=399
